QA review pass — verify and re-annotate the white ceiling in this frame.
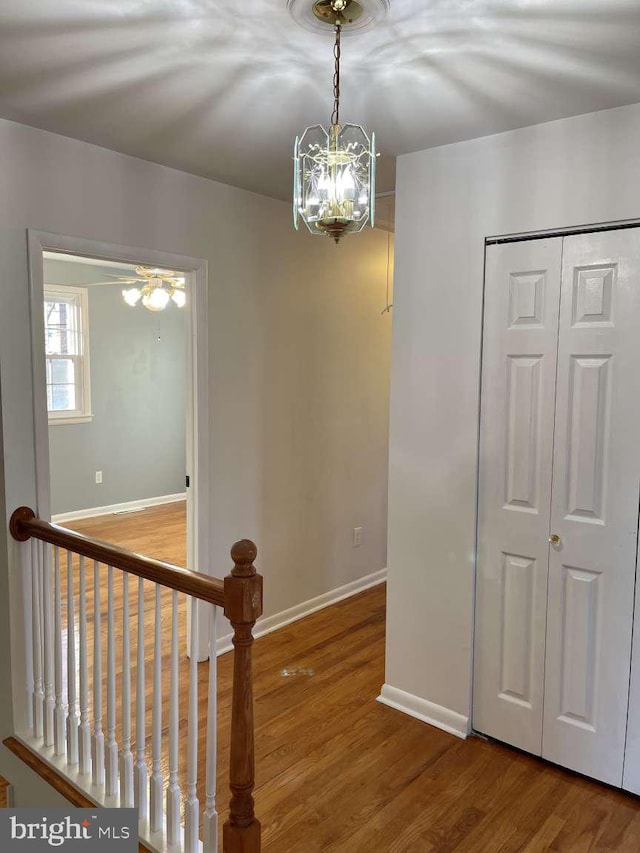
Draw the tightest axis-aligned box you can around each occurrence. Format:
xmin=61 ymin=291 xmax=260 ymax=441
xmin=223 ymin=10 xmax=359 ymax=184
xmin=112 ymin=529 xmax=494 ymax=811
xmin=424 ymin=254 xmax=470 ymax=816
xmin=43 ymin=252 xmax=141 ymax=286
xmin=44 ymin=252 xmax=137 ymax=273
xmin=1 ymin=1 xmax=640 ymax=200
xmin=43 ymin=252 xmax=182 ymax=286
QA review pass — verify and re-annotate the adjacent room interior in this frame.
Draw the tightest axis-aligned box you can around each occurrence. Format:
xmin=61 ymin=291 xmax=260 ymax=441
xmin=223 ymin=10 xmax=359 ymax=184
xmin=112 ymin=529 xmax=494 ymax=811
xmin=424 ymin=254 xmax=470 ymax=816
xmin=44 ymin=252 xmax=188 ymax=565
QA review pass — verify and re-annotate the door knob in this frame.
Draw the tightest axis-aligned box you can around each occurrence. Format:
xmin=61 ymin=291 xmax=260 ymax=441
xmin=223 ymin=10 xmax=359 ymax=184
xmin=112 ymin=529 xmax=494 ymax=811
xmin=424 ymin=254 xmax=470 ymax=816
xmin=549 ymin=534 xmax=561 ymax=546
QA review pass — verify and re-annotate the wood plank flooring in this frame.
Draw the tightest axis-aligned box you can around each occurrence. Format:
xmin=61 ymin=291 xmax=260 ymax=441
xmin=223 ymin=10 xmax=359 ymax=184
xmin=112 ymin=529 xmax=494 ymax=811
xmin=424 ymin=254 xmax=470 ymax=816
xmin=62 ymin=504 xmax=640 ymax=852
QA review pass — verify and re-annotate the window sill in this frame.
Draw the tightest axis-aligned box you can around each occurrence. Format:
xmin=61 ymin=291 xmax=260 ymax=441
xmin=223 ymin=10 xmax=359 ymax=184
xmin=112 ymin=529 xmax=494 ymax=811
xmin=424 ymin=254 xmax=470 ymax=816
xmin=48 ymin=414 xmax=94 ymax=426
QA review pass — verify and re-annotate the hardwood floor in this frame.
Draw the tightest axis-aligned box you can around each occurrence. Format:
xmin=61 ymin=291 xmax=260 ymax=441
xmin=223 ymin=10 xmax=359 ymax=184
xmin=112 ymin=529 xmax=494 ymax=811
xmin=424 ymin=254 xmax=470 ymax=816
xmin=68 ymin=501 xmax=187 ymax=566
xmin=62 ymin=504 xmax=640 ymax=851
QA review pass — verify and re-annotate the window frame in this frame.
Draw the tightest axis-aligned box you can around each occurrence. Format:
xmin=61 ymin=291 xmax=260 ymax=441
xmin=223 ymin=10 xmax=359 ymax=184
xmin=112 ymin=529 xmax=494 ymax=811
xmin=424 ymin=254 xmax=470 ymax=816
xmin=43 ymin=283 xmax=93 ymax=425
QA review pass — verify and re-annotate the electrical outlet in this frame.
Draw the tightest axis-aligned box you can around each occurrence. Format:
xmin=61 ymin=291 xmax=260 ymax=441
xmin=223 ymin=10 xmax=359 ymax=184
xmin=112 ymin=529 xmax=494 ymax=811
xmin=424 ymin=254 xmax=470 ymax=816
xmin=95 ymin=471 xmax=103 ymax=484
xmin=353 ymin=526 xmax=363 ymax=547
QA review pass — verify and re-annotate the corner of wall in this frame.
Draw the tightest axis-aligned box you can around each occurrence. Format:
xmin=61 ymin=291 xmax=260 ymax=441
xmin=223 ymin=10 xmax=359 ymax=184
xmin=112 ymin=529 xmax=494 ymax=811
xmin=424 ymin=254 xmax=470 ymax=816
xmin=377 ymin=683 xmax=469 ymax=740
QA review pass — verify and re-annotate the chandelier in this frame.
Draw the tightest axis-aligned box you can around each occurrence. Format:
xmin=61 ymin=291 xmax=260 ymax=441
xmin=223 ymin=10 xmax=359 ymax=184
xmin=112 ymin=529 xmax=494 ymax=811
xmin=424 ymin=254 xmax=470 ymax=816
xmin=119 ymin=267 xmax=186 ymax=312
xmin=293 ymin=0 xmax=375 ymax=243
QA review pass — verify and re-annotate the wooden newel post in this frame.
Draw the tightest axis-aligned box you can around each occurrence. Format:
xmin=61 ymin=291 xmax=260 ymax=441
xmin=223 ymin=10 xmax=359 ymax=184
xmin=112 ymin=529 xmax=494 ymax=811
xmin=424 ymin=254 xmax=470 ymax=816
xmin=223 ymin=539 xmax=263 ymax=853
xmin=9 ymin=506 xmax=36 ymax=542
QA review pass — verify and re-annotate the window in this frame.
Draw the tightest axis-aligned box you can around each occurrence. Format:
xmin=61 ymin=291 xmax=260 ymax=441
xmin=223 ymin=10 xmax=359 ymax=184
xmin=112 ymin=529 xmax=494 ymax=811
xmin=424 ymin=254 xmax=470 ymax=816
xmin=44 ymin=285 xmax=92 ymax=424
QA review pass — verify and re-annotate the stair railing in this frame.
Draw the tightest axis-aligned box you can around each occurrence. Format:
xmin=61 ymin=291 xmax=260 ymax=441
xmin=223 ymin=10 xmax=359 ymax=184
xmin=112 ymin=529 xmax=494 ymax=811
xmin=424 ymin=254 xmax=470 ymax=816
xmin=8 ymin=506 xmax=262 ymax=853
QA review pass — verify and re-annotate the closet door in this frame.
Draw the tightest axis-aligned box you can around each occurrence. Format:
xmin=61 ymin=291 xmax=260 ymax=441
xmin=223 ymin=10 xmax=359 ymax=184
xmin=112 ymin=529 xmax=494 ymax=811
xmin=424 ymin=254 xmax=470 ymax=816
xmin=542 ymin=229 xmax=640 ymax=786
xmin=473 ymin=239 xmax=562 ymax=753
xmin=624 ymin=541 xmax=640 ymax=794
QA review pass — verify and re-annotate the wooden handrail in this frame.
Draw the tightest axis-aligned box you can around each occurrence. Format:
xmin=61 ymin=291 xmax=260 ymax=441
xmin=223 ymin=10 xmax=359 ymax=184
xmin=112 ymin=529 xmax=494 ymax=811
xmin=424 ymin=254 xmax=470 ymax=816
xmin=9 ymin=506 xmax=225 ymax=607
xmin=9 ymin=505 xmax=263 ymax=853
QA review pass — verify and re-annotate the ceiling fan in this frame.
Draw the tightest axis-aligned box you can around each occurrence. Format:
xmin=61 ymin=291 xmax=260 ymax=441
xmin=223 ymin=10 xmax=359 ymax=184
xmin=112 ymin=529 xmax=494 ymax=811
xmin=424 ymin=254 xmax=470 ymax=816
xmin=90 ymin=266 xmax=186 ymax=311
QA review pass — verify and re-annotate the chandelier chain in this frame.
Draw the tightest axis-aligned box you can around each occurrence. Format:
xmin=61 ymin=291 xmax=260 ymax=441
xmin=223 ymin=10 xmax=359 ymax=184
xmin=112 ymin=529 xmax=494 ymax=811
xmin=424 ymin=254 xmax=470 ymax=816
xmin=331 ymin=22 xmax=341 ymax=127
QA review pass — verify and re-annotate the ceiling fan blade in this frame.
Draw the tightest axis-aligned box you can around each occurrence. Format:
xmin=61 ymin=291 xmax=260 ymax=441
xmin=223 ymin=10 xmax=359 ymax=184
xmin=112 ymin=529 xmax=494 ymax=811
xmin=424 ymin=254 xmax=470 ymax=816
xmin=102 ymin=273 xmax=139 ymax=280
xmin=137 ymin=267 xmax=178 ymax=277
xmin=78 ymin=279 xmax=140 ymax=286
xmin=76 ymin=273 xmax=185 ymax=289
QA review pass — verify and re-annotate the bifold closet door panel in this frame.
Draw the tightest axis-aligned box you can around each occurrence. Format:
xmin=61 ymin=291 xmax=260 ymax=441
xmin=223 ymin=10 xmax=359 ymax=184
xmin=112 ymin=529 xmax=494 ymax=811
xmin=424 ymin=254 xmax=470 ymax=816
xmin=473 ymin=238 xmax=562 ymax=754
xmin=624 ymin=535 xmax=640 ymax=794
xmin=542 ymin=229 xmax=640 ymax=787
xmin=625 ymin=558 xmax=640 ymax=794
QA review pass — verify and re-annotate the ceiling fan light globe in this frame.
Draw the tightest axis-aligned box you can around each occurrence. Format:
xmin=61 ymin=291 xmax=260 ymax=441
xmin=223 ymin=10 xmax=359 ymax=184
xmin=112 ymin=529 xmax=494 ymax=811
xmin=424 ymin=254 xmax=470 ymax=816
xmin=171 ymin=289 xmax=186 ymax=308
xmin=123 ymin=287 xmax=142 ymax=306
xmin=142 ymin=287 xmax=170 ymax=311
xmin=120 ymin=267 xmax=186 ymax=310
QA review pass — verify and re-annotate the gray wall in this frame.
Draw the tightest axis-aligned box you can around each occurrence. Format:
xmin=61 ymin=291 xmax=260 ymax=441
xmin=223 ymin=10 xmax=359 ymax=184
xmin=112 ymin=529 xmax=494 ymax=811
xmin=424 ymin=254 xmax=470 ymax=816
xmin=386 ymin=101 xmax=640 ymax=728
xmin=0 ymin=115 xmax=392 ymax=801
xmin=44 ymin=259 xmax=187 ymax=515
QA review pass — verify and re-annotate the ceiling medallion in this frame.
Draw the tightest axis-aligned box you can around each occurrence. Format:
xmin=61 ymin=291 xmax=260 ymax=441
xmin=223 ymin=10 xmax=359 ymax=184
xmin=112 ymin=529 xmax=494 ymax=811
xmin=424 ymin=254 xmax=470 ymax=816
xmin=287 ymin=0 xmax=389 ymax=35
xmin=312 ymin=0 xmax=364 ymax=26
xmin=293 ymin=0 xmax=378 ymax=243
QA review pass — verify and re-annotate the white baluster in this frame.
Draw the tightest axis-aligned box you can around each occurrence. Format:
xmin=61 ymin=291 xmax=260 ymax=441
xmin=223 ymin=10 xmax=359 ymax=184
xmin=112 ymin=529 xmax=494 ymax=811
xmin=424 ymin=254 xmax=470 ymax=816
xmin=23 ymin=539 xmax=34 ymax=732
xmin=134 ymin=577 xmax=148 ymax=823
xmin=203 ymin=606 xmax=218 ymax=853
xmin=78 ymin=556 xmax=91 ymax=775
xmin=92 ymin=561 xmax=105 ymax=787
xmin=53 ymin=547 xmax=66 ymax=756
xmin=120 ymin=573 xmax=134 ymax=807
xmin=184 ymin=596 xmax=200 ymax=853
xmin=106 ymin=566 xmax=118 ymax=798
xmin=42 ymin=543 xmax=55 ymax=747
xmin=149 ymin=585 xmax=164 ymax=834
xmin=66 ymin=551 xmax=79 ymax=765
xmin=166 ymin=590 xmax=182 ymax=848
xmin=32 ymin=540 xmax=44 ymax=739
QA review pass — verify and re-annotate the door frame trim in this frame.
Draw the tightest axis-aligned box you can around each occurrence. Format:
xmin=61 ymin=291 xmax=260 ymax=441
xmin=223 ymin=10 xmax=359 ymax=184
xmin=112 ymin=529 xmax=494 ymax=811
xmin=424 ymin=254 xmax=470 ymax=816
xmin=486 ymin=218 xmax=640 ymax=246
xmin=27 ymin=230 xmax=211 ymax=658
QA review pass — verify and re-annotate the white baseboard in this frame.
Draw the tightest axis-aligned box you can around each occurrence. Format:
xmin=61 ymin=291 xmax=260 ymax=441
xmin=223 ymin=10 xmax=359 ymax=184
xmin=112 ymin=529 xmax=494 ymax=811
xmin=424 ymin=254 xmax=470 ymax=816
xmin=377 ymin=684 xmax=469 ymax=740
xmin=216 ymin=567 xmax=387 ymax=656
xmin=52 ymin=493 xmax=186 ymax=523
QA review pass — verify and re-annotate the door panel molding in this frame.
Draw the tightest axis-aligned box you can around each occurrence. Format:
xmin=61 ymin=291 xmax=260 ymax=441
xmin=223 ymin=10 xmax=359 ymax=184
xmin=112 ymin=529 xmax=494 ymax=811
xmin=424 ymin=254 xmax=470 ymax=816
xmin=499 ymin=553 xmax=536 ymax=707
xmin=565 ymin=354 xmax=611 ymax=523
xmin=505 ymin=356 xmax=543 ymax=513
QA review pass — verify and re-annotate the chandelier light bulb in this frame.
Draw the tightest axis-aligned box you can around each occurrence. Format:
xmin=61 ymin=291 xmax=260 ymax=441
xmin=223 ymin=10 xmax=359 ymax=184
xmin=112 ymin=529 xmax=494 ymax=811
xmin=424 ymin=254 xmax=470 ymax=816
xmin=337 ymin=165 xmax=356 ymax=199
xmin=318 ymin=171 xmax=332 ymax=196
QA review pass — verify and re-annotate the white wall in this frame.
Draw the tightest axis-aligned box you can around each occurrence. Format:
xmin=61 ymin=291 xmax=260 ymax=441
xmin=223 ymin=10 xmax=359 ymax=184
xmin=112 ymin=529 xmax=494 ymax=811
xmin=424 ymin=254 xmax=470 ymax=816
xmin=0 ymin=118 xmax=392 ymax=793
xmin=386 ymin=102 xmax=640 ymax=728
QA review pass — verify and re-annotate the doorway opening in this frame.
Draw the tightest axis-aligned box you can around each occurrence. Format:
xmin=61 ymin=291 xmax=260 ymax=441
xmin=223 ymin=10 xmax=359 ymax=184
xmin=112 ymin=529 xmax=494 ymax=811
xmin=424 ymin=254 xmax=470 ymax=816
xmin=28 ymin=231 xmax=211 ymax=659
xmin=43 ymin=251 xmax=188 ymax=571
